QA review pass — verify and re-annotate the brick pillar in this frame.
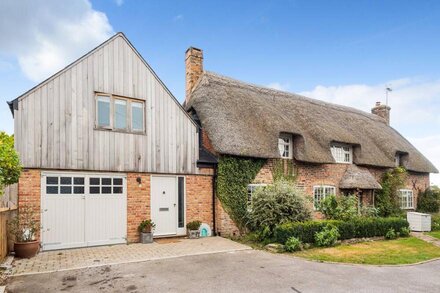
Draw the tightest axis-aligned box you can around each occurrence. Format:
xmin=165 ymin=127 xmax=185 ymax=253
xmin=126 ymin=173 xmax=150 ymax=243
xmin=18 ymin=169 xmax=41 ymax=240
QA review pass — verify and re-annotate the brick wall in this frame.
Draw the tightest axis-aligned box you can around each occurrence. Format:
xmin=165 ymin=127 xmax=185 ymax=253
xmin=126 ymin=173 xmax=150 ymax=243
xmin=186 ymin=175 xmax=214 ymax=228
xmin=17 ymin=169 xmax=41 ymax=240
xmin=215 ymin=199 xmax=240 ymax=237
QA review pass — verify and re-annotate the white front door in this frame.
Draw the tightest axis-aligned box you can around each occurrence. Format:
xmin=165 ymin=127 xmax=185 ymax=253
xmin=41 ymin=172 xmax=127 ymax=251
xmin=151 ymin=176 xmax=177 ymax=236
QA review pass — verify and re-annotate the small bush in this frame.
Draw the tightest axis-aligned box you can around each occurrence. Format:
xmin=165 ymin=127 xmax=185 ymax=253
xmin=315 ymin=225 xmax=340 ymax=247
xmin=285 ymin=237 xmax=302 ymax=252
xmin=274 ymin=217 xmax=409 ymax=244
xmin=400 ymin=227 xmax=410 ymax=237
xmin=360 ymin=206 xmax=379 ymax=218
xmin=247 ymin=179 xmax=312 ymax=231
xmin=186 ymin=220 xmax=202 ymax=230
xmin=138 ymin=219 xmax=156 ymax=233
xmin=385 ymin=228 xmax=398 ymax=240
xmin=432 ymin=214 xmax=440 ymax=231
xmin=417 ymin=189 xmax=440 ymax=213
xmin=318 ymin=195 xmax=358 ymax=221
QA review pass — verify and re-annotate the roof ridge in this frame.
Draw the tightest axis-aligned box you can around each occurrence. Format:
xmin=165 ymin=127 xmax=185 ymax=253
xmin=203 ymin=71 xmax=384 ymax=123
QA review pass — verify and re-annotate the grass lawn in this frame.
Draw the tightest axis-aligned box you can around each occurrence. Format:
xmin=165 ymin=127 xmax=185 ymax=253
xmin=427 ymin=231 xmax=440 ymax=240
xmin=294 ymin=237 xmax=440 ymax=265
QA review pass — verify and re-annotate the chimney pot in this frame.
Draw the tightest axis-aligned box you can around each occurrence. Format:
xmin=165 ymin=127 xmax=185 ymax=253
xmin=185 ymin=47 xmax=203 ymax=105
xmin=376 ymin=101 xmax=381 ymax=106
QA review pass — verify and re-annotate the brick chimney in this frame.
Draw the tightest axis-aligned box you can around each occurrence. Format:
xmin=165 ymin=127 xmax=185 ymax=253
xmin=371 ymin=101 xmax=391 ymax=125
xmin=185 ymin=47 xmax=203 ymax=105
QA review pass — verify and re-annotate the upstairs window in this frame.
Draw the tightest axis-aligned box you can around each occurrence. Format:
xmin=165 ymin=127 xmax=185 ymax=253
xmin=97 ymin=96 xmax=111 ymax=128
xmin=131 ymin=102 xmax=144 ymax=132
xmin=399 ymin=189 xmax=414 ymax=209
xmin=331 ymin=143 xmax=352 ymax=163
xmin=395 ymin=153 xmax=403 ymax=167
xmin=96 ymin=94 xmax=145 ymax=133
xmin=278 ymin=134 xmax=293 ymax=159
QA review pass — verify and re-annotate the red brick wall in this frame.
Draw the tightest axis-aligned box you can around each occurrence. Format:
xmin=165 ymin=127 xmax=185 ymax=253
xmin=17 ymin=169 xmax=41 ymax=240
xmin=215 ymin=198 xmax=240 ymax=237
xmin=186 ymin=175 xmax=214 ymax=228
xmin=126 ymin=173 xmax=150 ymax=243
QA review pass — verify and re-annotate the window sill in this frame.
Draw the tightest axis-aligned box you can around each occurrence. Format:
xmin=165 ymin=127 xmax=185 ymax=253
xmin=94 ymin=127 xmax=146 ymax=136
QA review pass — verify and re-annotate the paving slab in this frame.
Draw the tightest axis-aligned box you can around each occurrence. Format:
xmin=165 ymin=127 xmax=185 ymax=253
xmin=10 ymin=237 xmax=250 ymax=276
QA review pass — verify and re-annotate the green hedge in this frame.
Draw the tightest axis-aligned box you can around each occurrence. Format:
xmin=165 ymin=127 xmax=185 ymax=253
xmin=274 ymin=217 xmax=409 ymax=244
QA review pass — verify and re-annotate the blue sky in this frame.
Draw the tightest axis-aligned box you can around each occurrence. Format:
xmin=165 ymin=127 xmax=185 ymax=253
xmin=0 ymin=0 xmax=439 ymax=184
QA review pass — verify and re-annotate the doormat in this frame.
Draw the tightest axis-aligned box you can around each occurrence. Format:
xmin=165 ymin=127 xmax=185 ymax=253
xmin=154 ymin=238 xmax=182 ymax=244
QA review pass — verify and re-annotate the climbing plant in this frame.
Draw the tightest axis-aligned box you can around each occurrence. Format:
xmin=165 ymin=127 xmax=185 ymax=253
xmin=375 ymin=167 xmax=407 ymax=217
xmin=271 ymin=159 xmax=297 ymax=182
xmin=216 ymin=156 xmax=266 ymax=232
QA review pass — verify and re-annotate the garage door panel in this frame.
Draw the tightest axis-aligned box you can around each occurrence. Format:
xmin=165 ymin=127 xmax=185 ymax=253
xmin=42 ymin=195 xmax=85 ymax=250
xmin=41 ymin=173 xmax=127 ymax=251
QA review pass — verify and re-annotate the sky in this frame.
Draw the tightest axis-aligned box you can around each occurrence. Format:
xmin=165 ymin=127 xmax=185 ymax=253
xmin=0 ymin=0 xmax=439 ymax=185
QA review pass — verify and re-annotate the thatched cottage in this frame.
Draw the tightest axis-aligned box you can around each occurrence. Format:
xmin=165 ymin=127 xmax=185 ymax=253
xmin=184 ymin=47 xmax=438 ymax=236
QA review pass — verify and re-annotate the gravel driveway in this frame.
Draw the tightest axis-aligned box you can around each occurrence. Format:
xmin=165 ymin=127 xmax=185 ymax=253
xmin=6 ymin=249 xmax=440 ymax=292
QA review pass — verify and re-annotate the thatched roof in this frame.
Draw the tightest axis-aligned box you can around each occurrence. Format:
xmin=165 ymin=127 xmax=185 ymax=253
xmin=186 ymin=71 xmax=438 ymax=174
xmin=339 ymin=165 xmax=382 ymax=190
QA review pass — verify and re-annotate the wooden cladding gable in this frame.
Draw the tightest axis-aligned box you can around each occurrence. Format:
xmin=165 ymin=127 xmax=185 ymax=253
xmin=14 ymin=34 xmax=199 ymax=174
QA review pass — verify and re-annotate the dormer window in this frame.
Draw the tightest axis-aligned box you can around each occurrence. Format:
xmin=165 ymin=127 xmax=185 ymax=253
xmin=278 ymin=134 xmax=293 ymax=159
xmin=331 ymin=143 xmax=352 ymax=164
xmin=395 ymin=153 xmax=402 ymax=167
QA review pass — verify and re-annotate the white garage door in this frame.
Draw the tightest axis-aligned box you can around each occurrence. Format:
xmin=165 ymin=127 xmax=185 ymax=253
xmin=41 ymin=172 xmax=127 ymax=251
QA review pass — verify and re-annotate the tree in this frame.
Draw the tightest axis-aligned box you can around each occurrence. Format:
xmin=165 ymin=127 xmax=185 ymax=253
xmin=375 ymin=167 xmax=407 ymax=217
xmin=0 ymin=131 xmax=21 ymax=195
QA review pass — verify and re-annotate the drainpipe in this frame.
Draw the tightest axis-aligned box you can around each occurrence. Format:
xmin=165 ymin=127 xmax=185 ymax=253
xmin=212 ymin=165 xmax=217 ymax=236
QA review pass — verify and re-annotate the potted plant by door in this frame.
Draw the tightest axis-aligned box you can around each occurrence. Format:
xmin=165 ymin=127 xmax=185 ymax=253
xmin=187 ymin=220 xmax=202 ymax=239
xmin=138 ymin=220 xmax=156 ymax=244
xmin=8 ymin=205 xmax=39 ymax=258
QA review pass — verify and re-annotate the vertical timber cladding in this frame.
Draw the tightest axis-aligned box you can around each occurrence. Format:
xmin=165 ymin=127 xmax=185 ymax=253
xmin=14 ymin=33 xmax=199 ymax=174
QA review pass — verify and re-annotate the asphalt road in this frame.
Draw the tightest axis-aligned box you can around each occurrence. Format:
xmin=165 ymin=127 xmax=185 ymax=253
xmin=6 ymin=249 xmax=440 ymax=293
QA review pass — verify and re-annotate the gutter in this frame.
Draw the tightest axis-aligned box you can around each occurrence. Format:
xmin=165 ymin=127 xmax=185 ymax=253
xmin=212 ymin=164 xmax=217 ymax=236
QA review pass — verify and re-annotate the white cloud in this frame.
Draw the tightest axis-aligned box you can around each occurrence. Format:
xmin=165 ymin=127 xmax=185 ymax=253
xmin=0 ymin=0 xmax=114 ymax=82
xmin=266 ymin=82 xmax=290 ymax=91
xmin=173 ymin=14 xmax=184 ymax=22
xmin=300 ymin=78 xmax=440 ymax=186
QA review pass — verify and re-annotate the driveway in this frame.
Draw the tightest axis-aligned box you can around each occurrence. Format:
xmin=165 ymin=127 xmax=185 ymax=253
xmin=6 ymin=249 xmax=440 ymax=292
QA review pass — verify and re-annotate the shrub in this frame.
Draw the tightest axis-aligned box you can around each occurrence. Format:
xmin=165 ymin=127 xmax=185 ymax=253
xmin=138 ymin=219 xmax=156 ymax=233
xmin=417 ymin=188 xmax=440 ymax=213
xmin=247 ymin=179 xmax=312 ymax=231
xmin=385 ymin=228 xmax=398 ymax=240
xmin=432 ymin=214 xmax=440 ymax=231
xmin=318 ymin=194 xmax=358 ymax=221
xmin=285 ymin=237 xmax=302 ymax=252
xmin=400 ymin=227 xmax=410 ymax=237
xmin=274 ymin=217 xmax=409 ymax=244
xmin=186 ymin=220 xmax=202 ymax=230
xmin=360 ymin=206 xmax=379 ymax=218
xmin=315 ymin=225 xmax=340 ymax=247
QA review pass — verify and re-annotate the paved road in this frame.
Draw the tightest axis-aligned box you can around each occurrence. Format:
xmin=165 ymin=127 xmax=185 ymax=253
xmin=6 ymin=250 xmax=440 ymax=292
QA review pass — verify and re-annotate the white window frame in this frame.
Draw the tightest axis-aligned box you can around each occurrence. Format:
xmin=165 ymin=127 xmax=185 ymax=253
xmin=313 ymin=185 xmax=336 ymax=210
xmin=278 ymin=134 xmax=293 ymax=159
xmin=96 ymin=95 xmax=112 ymax=129
xmin=331 ymin=143 xmax=352 ymax=164
xmin=95 ymin=93 xmax=145 ymax=133
xmin=399 ymin=189 xmax=414 ymax=209
xmin=114 ymin=98 xmax=128 ymax=130
xmin=247 ymin=184 xmax=267 ymax=204
xmin=395 ymin=154 xmax=402 ymax=167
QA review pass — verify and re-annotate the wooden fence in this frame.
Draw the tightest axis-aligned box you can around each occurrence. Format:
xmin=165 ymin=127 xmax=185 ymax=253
xmin=0 ymin=208 xmax=16 ymax=260
xmin=1 ymin=183 xmax=18 ymax=209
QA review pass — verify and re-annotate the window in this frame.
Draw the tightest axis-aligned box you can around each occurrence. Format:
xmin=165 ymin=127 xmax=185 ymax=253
xmin=46 ymin=176 xmax=85 ymax=195
xmin=131 ymin=102 xmax=144 ymax=132
xmin=97 ymin=96 xmax=111 ymax=128
xmin=331 ymin=144 xmax=352 ymax=163
xmin=247 ymin=184 xmax=267 ymax=204
xmin=95 ymin=94 xmax=145 ymax=133
xmin=399 ymin=189 xmax=414 ymax=209
xmin=178 ymin=177 xmax=185 ymax=228
xmin=278 ymin=134 xmax=293 ymax=159
xmin=395 ymin=154 xmax=403 ymax=167
xmin=114 ymin=99 xmax=127 ymax=129
xmin=313 ymin=185 xmax=336 ymax=209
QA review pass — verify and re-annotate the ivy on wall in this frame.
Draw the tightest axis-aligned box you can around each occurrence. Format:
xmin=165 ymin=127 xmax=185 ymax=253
xmin=271 ymin=159 xmax=297 ymax=182
xmin=375 ymin=167 xmax=408 ymax=217
xmin=216 ymin=156 xmax=266 ymax=232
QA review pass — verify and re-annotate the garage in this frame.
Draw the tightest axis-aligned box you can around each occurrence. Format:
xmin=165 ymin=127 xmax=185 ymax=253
xmin=41 ymin=172 xmax=127 ymax=251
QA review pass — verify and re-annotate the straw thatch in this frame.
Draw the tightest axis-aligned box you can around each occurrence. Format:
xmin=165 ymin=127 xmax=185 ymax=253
xmin=186 ymin=71 xmax=437 ymax=174
xmin=339 ymin=165 xmax=382 ymax=189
